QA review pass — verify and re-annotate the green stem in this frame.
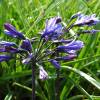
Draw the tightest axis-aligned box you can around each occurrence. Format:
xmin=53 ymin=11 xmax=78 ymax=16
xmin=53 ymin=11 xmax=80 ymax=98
xmin=13 ymin=82 xmax=32 ymax=92
xmin=55 ymin=69 xmax=60 ymax=100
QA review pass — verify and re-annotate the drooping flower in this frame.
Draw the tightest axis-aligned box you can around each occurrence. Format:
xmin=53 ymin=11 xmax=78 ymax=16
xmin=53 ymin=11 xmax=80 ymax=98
xmin=49 ymin=59 xmax=60 ymax=69
xmin=20 ymin=39 xmax=32 ymax=53
xmin=0 ymin=46 xmax=19 ymax=53
xmin=56 ymin=40 xmax=84 ymax=54
xmin=0 ymin=55 xmax=12 ymax=62
xmin=4 ymin=23 xmax=26 ymax=40
xmin=41 ymin=16 xmax=63 ymax=40
xmin=80 ymin=29 xmax=100 ymax=34
xmin=39 ymin=66 xmax=48 ymax=80
xmin=74 ymin=14 xmax=100 ymax=26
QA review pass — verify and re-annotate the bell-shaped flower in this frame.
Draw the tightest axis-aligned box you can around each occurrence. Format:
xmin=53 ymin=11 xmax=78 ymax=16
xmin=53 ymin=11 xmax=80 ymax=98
xmin=39 ymin=66 xmax=48 ymax=80
xmin=4 ymin=23 xmax=26 ymax=40
xmin=55 ymin=54 xmax=77 ymax=61
xmin=53 ymin=39 xmax=73 ymax=43
xmin=56 ymin=40 xmax=84 ymax=54
xmin=80 ymin=29 xmax=100 ymax=34
xmin=20 ymin=39 xmax=32 ymax=53
xmin=0 ymin=41 xmax=17 ymax=47
xmin=0 ymin=55 xmax=12 ymax=62
xmin=49 ymin=59 xmax=60 ymax=69
xmin=74 ymin=14 xmax=100 ymax=26
xmin=0 ymin=46 xmax=19 ymax=53
xmin=41 ymin=16 xmax=63 ymax=40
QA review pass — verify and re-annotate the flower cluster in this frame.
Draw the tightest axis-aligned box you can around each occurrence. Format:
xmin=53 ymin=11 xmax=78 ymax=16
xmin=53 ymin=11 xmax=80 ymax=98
xmin=1 ymin=12 xmax=100 ymax=80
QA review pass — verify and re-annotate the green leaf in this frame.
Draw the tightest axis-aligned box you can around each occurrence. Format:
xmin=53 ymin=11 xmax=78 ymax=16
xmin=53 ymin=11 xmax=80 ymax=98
xmin=4 ymin=93 xmax=13 ymax=100
xmin=62 ymin=66 xmax=100 ymax=90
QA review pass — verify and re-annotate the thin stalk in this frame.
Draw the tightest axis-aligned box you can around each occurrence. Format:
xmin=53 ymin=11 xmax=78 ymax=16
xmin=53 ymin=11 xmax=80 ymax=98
xmin=35 ymin=39 xmax=46 ymax=59
xmin=13 ymin=82 xmax=32 ymax=92
xmin=37 ymin=50 xmax=56 ymax=62
xmin=55 ymin=43 xmax=60 ymax=100
xmin=31 ymin=62 xmax=36 ymax=100
xmin=36 ymin=40 xmax=46 ymax=58
xmin=55 ymin=69 xmax=60 ymax=100
xmin=36 ymin=42 xmax=54 ymax=61
xmin=34 ymin=37 xmax=42 ymax=57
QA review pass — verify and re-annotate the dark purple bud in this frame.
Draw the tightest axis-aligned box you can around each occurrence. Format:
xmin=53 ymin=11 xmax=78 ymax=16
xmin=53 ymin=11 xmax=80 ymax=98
xmin=39 ymin=66 xmax=48 ymax=80
xmin=20 ymin=39 xmax=32 ymax=53
xmin=0 ymin=55 xmax=12 ymax=62
xmin=70 ymin=12 xmax=82 ymax=20
xmin=56 ymin=17 xmax=62 ymax=23
xmin=4 ymin=23 xmax=26 ymax=40
xmin=56 ymin=40 xmax=84 ymax=53
xmin=74 ymin=14 xmax=100 ymax=26
xmin=22 ymin=53 xmax=33 ymax=64
xmin=0 ymin=41 xmax=17 ymax=47
xmin=49 ymin=59 xmax=60 ymax=69
xmin=55 ymin=54 xmax=77 ymax=61
xmin=41 ymin=16 xmax=63 ymax=40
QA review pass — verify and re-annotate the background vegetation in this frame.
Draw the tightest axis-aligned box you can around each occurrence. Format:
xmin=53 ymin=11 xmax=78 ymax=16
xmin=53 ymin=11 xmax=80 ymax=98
xmin=0 ymin=0 xmax=100 ymax=100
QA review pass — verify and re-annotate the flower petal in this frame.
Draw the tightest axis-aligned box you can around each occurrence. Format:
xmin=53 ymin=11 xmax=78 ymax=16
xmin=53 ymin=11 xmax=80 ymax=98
xmin=4 ymin=23 xmax=26 ymax=40
xmin=49 ymin=59 xmax=60 ymax=69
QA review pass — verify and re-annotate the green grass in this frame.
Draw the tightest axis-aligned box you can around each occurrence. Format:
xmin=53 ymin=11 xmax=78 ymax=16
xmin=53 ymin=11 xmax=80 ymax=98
xmin=0 ymin=0 xmax=100 ymax=100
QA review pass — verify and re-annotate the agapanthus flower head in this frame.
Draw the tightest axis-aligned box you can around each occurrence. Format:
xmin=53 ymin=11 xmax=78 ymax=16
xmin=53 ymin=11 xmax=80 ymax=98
xmin=41 ymin=16 xmax=63 ymax=40
xmin=4 ymin=23 xmax=26 ymax=40
xmin=74 ymin=14 xmax=100 ymax=26
xmin=49 ymin=59 xmax=60 ymax=69
xmin=39 ymin=66 xmax=48 ymax=80
xmin=20 ymin=39 xmax=32 ymax=53
xmin=56 ymin=40 xmax=84 ymax=54
xmin=0 ymin=55 xmax=12 ymax=62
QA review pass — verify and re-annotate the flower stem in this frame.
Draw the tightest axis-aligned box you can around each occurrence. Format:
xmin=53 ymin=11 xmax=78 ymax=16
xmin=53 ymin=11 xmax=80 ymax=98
xmin=32 ymin=63 xmax=36 ymax=100
xmin=55 ymin=69 xmax=60 ymax=100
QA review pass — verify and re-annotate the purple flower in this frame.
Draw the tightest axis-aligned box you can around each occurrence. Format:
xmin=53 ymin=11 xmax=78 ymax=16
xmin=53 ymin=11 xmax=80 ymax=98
xmin=0 ymin=55 xmax=12 ymax=62
xmin=0 ymin=46 xmax=19 ymax=53
xmin=55 ymin=54 xmax=77 ymax=61
xmin=41 ymin=17 xmax=63 ymax=40
xmin=4 ymin=23 xmax=26 ymax=40
xmin=0 ymin=41 xmax=17 ymax=47
xmin=39 ymin=66 xmax=48 ymax=80
xmin=74 ymin=14 xmax=100 ymax=26
xmin=56 ymin=40 xmax=84 ymax=53
xmin=49 ymin=59 xmax=60 ymax=69
xmin=20 ymin=39 xmax=32 ymax=53
xmin=81 ymin=29 xmax=100 ymax=34
xmin=53 ymin=39 xmax=73 ymax=43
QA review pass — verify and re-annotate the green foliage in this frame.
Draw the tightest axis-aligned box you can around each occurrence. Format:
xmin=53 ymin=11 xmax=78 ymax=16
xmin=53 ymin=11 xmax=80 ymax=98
xmin=0 ymin=0 xmax=100 ymax=100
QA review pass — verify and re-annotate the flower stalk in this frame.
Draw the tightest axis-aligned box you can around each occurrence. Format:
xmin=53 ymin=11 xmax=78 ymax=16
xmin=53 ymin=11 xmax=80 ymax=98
xmin=31 ymin=61 xmax=36 ymax=100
